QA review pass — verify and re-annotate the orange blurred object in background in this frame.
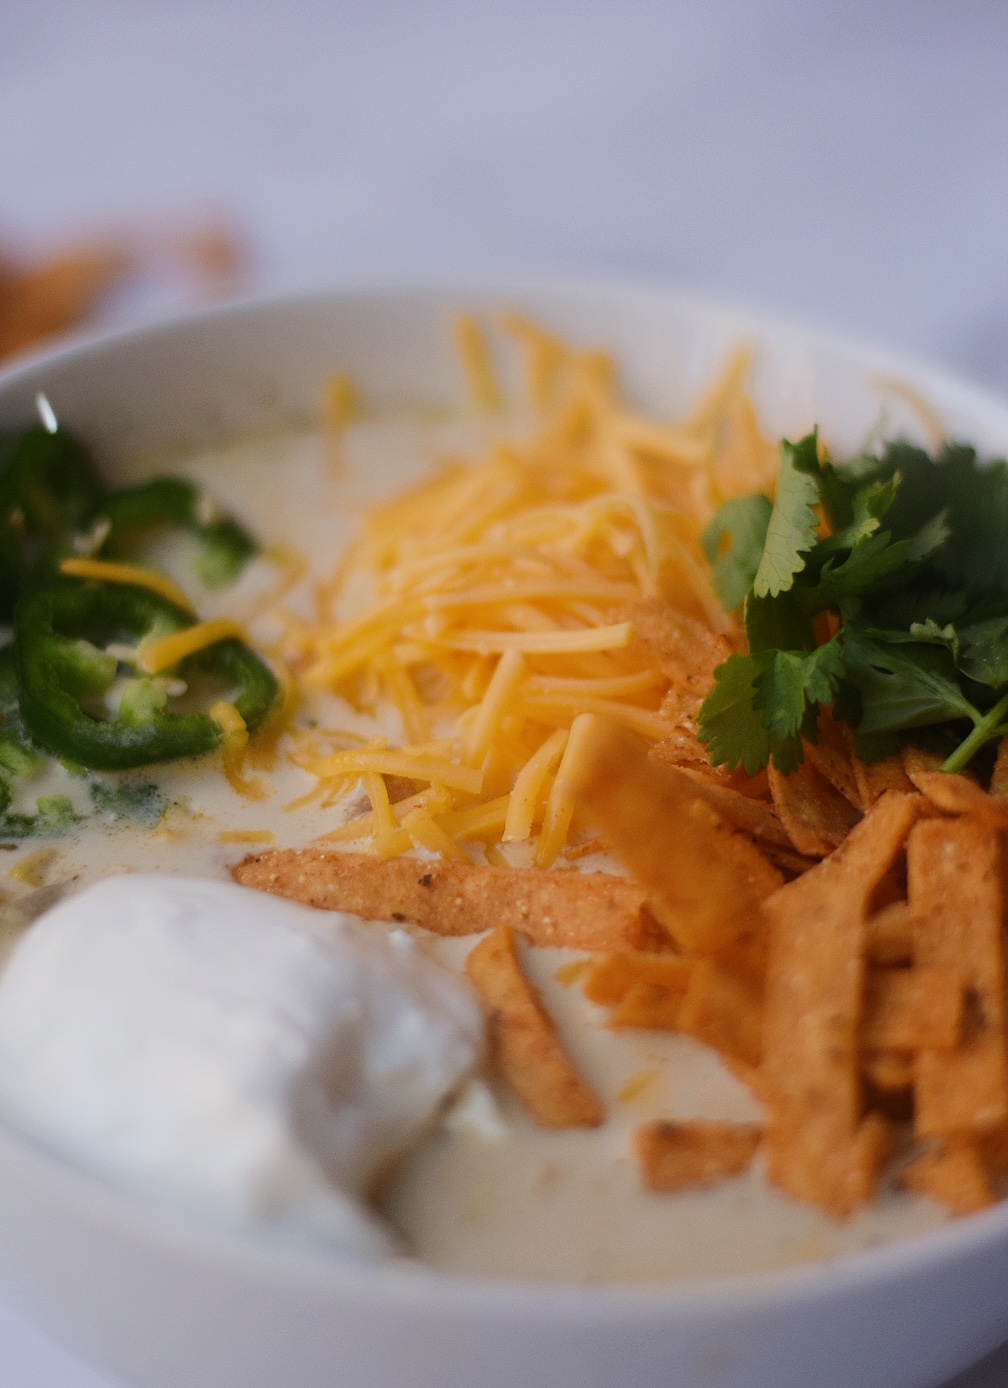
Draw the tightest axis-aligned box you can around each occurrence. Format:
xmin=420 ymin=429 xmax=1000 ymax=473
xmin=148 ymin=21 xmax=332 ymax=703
xmin=0 ymin=221 xmax=247 ymax=365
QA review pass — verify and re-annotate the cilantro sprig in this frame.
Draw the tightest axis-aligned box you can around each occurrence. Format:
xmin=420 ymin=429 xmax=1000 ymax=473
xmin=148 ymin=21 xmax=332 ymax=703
xmin=698 ymin=432 xmax=1008 ymax=775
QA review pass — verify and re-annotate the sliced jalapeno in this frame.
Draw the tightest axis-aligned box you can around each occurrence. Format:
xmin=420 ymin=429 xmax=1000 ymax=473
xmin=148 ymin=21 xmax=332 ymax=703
xmin=90 ymin=477 xmax=258 ymax=587
xmin=0 ymin=644 xmax=79 ymax=837
xmin=14 ymin=581 xmax=279 ymax=771
xmin=0 ymin=427 xmax=106 ymax=614
xmin=0 ymin=644 xmax=44 ymax=780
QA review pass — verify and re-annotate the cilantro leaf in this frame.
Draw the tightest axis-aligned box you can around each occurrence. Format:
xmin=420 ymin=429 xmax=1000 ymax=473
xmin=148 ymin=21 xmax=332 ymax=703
xmin=744 ymin=588 xmax=816 ymax=655
xmin=812 ymin=510 xmax=949 ymax=607
xmin=701 ymin=430 xmax=1008 ymax=778
xmin=817 ymin=474 xmax=900 ymax=552
xmin=841 ymin=631 xmax=980 ymax=738
xmin=874 ymin=441 xmax=1008 ymax=596
xmin=957 ymin=614 xmax=1008 ymax=687
xmin=752 ymin=433 xmax=822 ymax=598
xmin=753 ymin=638 xmax=845 ymax=743
xmin=815 ymin=452 xmax=896 ymax=531
xmin=698 ymin=642 xmax=843 ymax=775
xmin=701 ymin=494 xmax=773 ymax=612
xmin=698 ymin=652 xmax=779 ymax=775
xmin=907 ymin=618 xmax=960 ymax=663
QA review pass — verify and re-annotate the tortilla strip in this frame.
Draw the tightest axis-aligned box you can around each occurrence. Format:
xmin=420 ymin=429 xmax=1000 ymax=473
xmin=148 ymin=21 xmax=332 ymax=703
xmin=0 ymin=246 xmax=135 ymax=361
xmin=805 ymin=713 xmax=863 ymax=811
xmin=233 ymin=849 xmax=662 ymax=951
xmin=761 ymin=842 xmax=819 ymax=880
xmin=567 ymin=718 xmax=771 ymax=953
xmin=865 ymin=901 xmax=916 ymax=966
xmin=991 ymin=738 xmax=1008 ymax=799
xmin=978 ymin=1124 xmax=1008 ymax=1181
xmin=714 ymin=929 xmax=768 ymax=987
xmin=853 ymin=754 xmax=914 ymax=808
xmin=765 ymin=1112 xmax=894 ymax=1218
xmin=908 ymin=816 xmax=1008 ymax=1138
xmin=902 ymin=1143 xmax=995 ymax=1214
xmin=862 ymin=1049 xmax=914 ymax=1095
xmin=767 ymin=760 xmax=861 ymax=858
xmin=906 ymin=769 xmax=1008 ymax=826
xmin=862 ymin=967 xmax=963 ymax=1051
xmin=634 ymin=1120 xmax=762 ymax=1192
xmin=649 ymin=725 xmax=719 ymax=776
xmin=901 ymin=745 xmax=946 ymax=779
xmin=626 ymin=598 xmax=736 ymax=699
xmin=667 ymin=766 xmax=792 ymax=848
xmin=761 ymin=791 xmax=922 ymax=1215
xmin=465 ymin=926 xmax=604 ymax=1128
xmin=609 ymin=982 xmax=686 ymax=1031
xmin=582 ymin=952 xmax=693 ymax=1005
xmin=676 ymin=959 xmax=763 ymax=1066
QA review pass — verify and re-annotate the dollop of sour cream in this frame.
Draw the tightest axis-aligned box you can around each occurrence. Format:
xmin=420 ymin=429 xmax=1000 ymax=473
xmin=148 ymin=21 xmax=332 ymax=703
xmin=0 ymin=876 xmax=484 ymax=1259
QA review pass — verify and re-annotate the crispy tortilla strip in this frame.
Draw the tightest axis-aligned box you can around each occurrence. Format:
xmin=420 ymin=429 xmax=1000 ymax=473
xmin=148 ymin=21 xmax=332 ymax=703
xmin=761 ymin=791 xmax=922 ymax=1215
xmin=978 ymin=1125 xmax=1008 ymax=1182
xmin=991 ymin=738 xmax=1008 ymax=799
xmin=714 ymin=929 xmax=768 ymax=987
xmin=582 ymin=951 xmax=692 ymax=1005
xmin=637 ymin=601 xmax=742 ymax=776
xmin=668 ymin=766 xmax=791 ymax=848
xmin=866 ymin=864 xmax=906 ymax=914
xmin=768 ymin=760 xmax=861 ymax=858
xmin=908 ymin=816 xmax=1008 ymax=1137
xmin=907 ymin=769 xmax=1008 ymax=826
xmin=0 ymin=225 xmax=245 ymax=364
xmin=634 ymin=1120 xmax=761 ymax=1192
xmin=806 ymin=713 xmax=863 ymax=811
xmin=627 ymin=599 xmax=736 ymax=702
xmin=862 ymin=967 xmax=963 ymax=1051
xmin=568 ymin=718 xmax=771 ymax=953
xmin=761 ymin=842 xmax=819 ymax=880
xmin=677 ymin=959 xmax=763 ymax=1066
xmin=901 ymin=745 xmax=946 ymax=779
xmin=862 ymin=1049 xmax=914 ymax=1094
xmin=0 ymin=245 xmax=135 ymax=361
xmin=854 ymin=754 xmax=915 ymax=808
xmin=609 ymin=982 xmax=686 ymax=1030
xmin=711 ymin=826 xmax=784 ymax=900
xmin=233 ymin=849 xmax=661 ymax=951
xmin=902 ymin=1143 xmax=995 ymax=1214
xmin=465 ymin=926 xmax=604 ymax=1128
xmin=765 ymin=1113 xmax=894 ymax=1219
xmin=650 ymin=725 xmax=720 ymax=776
xmin=723 ymin=1055 xmax=769 ymax=1104
xmin=865 ymin=900 xmax=916 ymax=966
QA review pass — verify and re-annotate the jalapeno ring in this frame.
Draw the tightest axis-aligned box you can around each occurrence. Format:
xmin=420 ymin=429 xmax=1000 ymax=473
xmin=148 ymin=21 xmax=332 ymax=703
xmin=15 ymin=581 xmax=279 ymax=771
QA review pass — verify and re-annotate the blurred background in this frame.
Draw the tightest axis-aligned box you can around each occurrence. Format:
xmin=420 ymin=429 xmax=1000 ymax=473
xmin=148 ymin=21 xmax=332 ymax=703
xmin=5 ymin=0 xmax=1008 ymax=384
xmin=4 ymin=0 xmax=1008 ymax=1383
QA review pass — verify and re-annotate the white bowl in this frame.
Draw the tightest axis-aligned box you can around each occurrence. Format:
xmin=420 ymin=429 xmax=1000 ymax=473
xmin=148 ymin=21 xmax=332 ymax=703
xmin=1 ymin=284 xmax=1008 ymax=1388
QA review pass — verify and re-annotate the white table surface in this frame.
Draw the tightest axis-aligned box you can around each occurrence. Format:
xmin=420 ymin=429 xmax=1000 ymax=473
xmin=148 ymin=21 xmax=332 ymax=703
xmin=4 ymin=2 xmax=1008 ymax=1383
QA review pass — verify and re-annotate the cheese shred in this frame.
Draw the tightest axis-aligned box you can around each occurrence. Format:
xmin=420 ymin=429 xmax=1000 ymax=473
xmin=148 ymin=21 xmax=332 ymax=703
xmin=285 ymin=315 xmax=778 ymax=862
xmin=139 ymin=619 xmax=247 ymax=675
xmin=59 ymin=558 xmax=196 ymax=615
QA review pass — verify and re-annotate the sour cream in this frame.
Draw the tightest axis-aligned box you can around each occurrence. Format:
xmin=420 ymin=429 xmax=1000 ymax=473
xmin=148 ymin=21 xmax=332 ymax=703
xmin=0 ymin=876 xmax=484 ymax=1259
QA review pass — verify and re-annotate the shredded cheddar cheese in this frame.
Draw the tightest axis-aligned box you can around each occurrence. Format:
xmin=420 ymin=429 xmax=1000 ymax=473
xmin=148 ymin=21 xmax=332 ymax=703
xmin=283 ymin=316 xmax=778 ymax=863
xmin=139 ymin=618 xmax=247 ymax=675
xmin=455 ymin=315 xmax=504 ymax=412
xmin=59 ymin=558 xmax=195 ymax=615
xmin=323 ymin=374 xmax=360 ymax=431
xmin=210 ymin=699 xmax=268 ymax=801
xmin=217 ymin=829 xmax=277 ymax=845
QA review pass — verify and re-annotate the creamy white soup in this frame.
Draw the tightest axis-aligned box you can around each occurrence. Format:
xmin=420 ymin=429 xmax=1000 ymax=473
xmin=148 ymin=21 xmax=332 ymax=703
xmin=0 ymin=415 xmax=951 ymax=1281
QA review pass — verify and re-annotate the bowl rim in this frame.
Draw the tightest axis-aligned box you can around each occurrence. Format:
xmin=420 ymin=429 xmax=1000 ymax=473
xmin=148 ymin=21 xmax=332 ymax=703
xmin=1 ymin=274 xmax=1007 ymax=430
xmin=2 ymin=277 xmax=1008 ymax=1320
